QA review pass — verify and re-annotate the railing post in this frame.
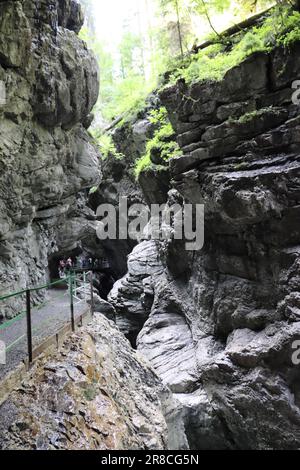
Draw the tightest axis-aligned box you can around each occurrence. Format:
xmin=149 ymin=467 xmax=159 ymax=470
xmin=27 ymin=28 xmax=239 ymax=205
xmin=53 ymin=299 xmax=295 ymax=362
xmin=90 ymin=271 xmax=94 ymax=316
xmin=69 ymin=271 xmax=75 ymax=332
xmin=26 ymin=289 xmax=33 ymax=364
xmin=84 ymin=271 xmax=87 ymax=300
xmin=73 ymin=271 xmax=77 ymax=299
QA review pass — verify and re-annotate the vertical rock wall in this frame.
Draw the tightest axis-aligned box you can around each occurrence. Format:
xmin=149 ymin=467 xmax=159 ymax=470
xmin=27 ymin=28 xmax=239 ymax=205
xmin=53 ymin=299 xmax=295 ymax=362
xmin=0 ymin=0 xmax=101 ymax=319
xmin=110 ymin=42 xmax=300 ymax=449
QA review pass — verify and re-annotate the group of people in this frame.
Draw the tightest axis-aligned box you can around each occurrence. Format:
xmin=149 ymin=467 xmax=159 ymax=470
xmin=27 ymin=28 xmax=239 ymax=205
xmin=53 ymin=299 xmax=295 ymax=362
xmin=77 ymin=256 xmax=94 ymax=269
xmin=58 ymin=256 xmax=111 ymax=278
xmin=58 ymin=258 xmax=73 ymax=278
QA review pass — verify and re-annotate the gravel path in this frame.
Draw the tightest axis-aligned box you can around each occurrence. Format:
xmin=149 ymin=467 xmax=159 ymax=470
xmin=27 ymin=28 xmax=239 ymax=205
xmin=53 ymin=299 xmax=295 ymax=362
xmin=0 ymin=289 xmax=89 ymax=379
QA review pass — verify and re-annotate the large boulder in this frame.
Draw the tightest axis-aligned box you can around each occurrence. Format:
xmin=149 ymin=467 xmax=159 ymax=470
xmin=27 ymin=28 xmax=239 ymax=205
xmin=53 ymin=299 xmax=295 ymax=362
xmin=109 ymin=241 xmax=164 ymax=344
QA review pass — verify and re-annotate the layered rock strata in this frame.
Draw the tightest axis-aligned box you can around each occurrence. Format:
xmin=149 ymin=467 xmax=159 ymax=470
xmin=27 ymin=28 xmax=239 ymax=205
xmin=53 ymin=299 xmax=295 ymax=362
xmin=110 ymin=42 xmax=300 ymax=449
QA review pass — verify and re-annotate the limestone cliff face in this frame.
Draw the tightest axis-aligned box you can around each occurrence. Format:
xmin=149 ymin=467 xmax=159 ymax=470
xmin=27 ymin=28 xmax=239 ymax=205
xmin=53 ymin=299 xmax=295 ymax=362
xmin=110 ymin=43 xmax=300 ymax=449
xmin=0 ymin=0 xmax=101 ymax=319
xmin=0 ymin=315 xmax=170 ymax=450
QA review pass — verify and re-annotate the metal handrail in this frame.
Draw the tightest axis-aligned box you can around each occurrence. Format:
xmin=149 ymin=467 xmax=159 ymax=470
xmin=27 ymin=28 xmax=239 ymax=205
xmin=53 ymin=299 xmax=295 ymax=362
xmin=0 ymin=270 xmax=94 ymax=366
xmin=0 ymin=277 xmax=69 ymax=303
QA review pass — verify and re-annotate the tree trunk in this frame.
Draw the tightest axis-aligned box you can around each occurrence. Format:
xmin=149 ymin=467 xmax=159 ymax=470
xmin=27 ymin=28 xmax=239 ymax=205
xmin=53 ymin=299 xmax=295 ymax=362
xmin=175 ymin=0 xmax=184 ymax=58
xmin=193 ymin=5 xmax=274 ymax=54
xmin=137 ymin=4 xmax=146 ymax=79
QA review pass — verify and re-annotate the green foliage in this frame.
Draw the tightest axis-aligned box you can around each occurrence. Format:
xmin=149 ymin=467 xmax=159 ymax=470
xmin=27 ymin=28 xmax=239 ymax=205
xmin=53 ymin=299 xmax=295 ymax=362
xmin=135 ymin=107 xmax=181 ymax=178
xmin=134 ymin=154 xmax=152 ymax=177
xmin=168 ymin=5 xmax=300 ymax=85
xmin=92 ymin=133 xmax=124 ymax=160
xmin=148 ymin=106 xmax=170 ymax=125
xmin=275 ymin=9 xmax=300 ymax=47
xmin=236 ymin=109 xmax=261 ymax=124
xmin=192 ymin=0 xmax=231 ymax=14
xmin=232 ymin=107 xmax=266 ymax=124
xmin=79 ymin=27 xmax=115 ymax=121
xmin=159 ymin=0 xmax=187 ymax=57
xmin=89 ymin=186 xmax=98 ymax=195
xmin=119 ymin=32 xmax=145 ymax=78
xmin=108 ymin=75 xmax=154 ymax=122
xmin=235 ymin=32 xmax=265 ymax=55
xmin=281 ymin=26 xmax=300 ymax=46
xmin=168 ymin=42 xmax=233 ymax=82
xmin=250 ymin=7 xmax=300 ymax=49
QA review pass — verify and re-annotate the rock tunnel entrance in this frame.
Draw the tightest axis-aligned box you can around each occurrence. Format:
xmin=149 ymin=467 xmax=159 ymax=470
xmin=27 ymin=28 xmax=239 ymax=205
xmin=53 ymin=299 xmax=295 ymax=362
xmin=48 ymin=251 xmax=117 ymax=300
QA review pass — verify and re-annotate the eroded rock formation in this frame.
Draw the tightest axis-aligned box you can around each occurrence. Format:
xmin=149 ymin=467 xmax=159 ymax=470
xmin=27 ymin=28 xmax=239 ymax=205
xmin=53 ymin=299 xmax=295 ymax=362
xmin=0 ymin=0 xmax=100 ymax=319
xmin=1 ymin=0 xmax=300 ymax=452
xmin=0 ymin=315 xmax=170 ymax=450
xmin=110 ymin=43 xmax=300 ymax=449
xmin=0 ymin=3 xmax=189 ymax=452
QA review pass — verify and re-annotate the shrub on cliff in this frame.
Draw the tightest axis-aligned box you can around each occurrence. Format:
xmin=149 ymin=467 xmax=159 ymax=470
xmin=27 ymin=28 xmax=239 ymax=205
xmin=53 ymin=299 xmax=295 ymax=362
xmin=92 ymin=133 xmax=124 ymax=161
xmin=135 ymin=107 xmax=181 ymax=178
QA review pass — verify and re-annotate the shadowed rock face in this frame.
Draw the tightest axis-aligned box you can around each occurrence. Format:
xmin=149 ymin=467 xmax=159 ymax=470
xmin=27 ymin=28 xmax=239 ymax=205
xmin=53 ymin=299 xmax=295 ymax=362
xmin=0 ymin=315 xmax=170 ymax=450
xmin=0 ymin=0 xmax=101 ymax=318
xmin=108 ymin=241 xmax=164 ymax=345
xmin=110 ymin=42 xmax=300 ymax=449
xmin=88 ymin=103 xmax=157 ymax=278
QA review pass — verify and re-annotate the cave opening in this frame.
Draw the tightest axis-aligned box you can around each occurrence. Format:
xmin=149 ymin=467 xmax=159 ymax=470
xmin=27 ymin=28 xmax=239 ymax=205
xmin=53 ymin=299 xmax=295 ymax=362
xmin=48 ymin=250 xmax=118 ymax=301
xmin=48 ymin=248 xmax=82 ymax=283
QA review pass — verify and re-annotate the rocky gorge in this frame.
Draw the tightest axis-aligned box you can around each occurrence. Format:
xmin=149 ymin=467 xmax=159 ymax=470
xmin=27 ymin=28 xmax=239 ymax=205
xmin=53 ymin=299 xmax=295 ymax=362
xmin=0 ymin=0 xmax=182 ymax=451
xmin=107 ymin=35 xmax=300 ymax=449
xmin=0 ymin=0 xmax=300 ymax=452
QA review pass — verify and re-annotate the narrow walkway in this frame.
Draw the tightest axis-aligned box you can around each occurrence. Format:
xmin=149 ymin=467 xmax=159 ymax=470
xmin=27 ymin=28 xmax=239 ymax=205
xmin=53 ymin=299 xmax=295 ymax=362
xmin=0 ymin=289 xmax=89 ymax=380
